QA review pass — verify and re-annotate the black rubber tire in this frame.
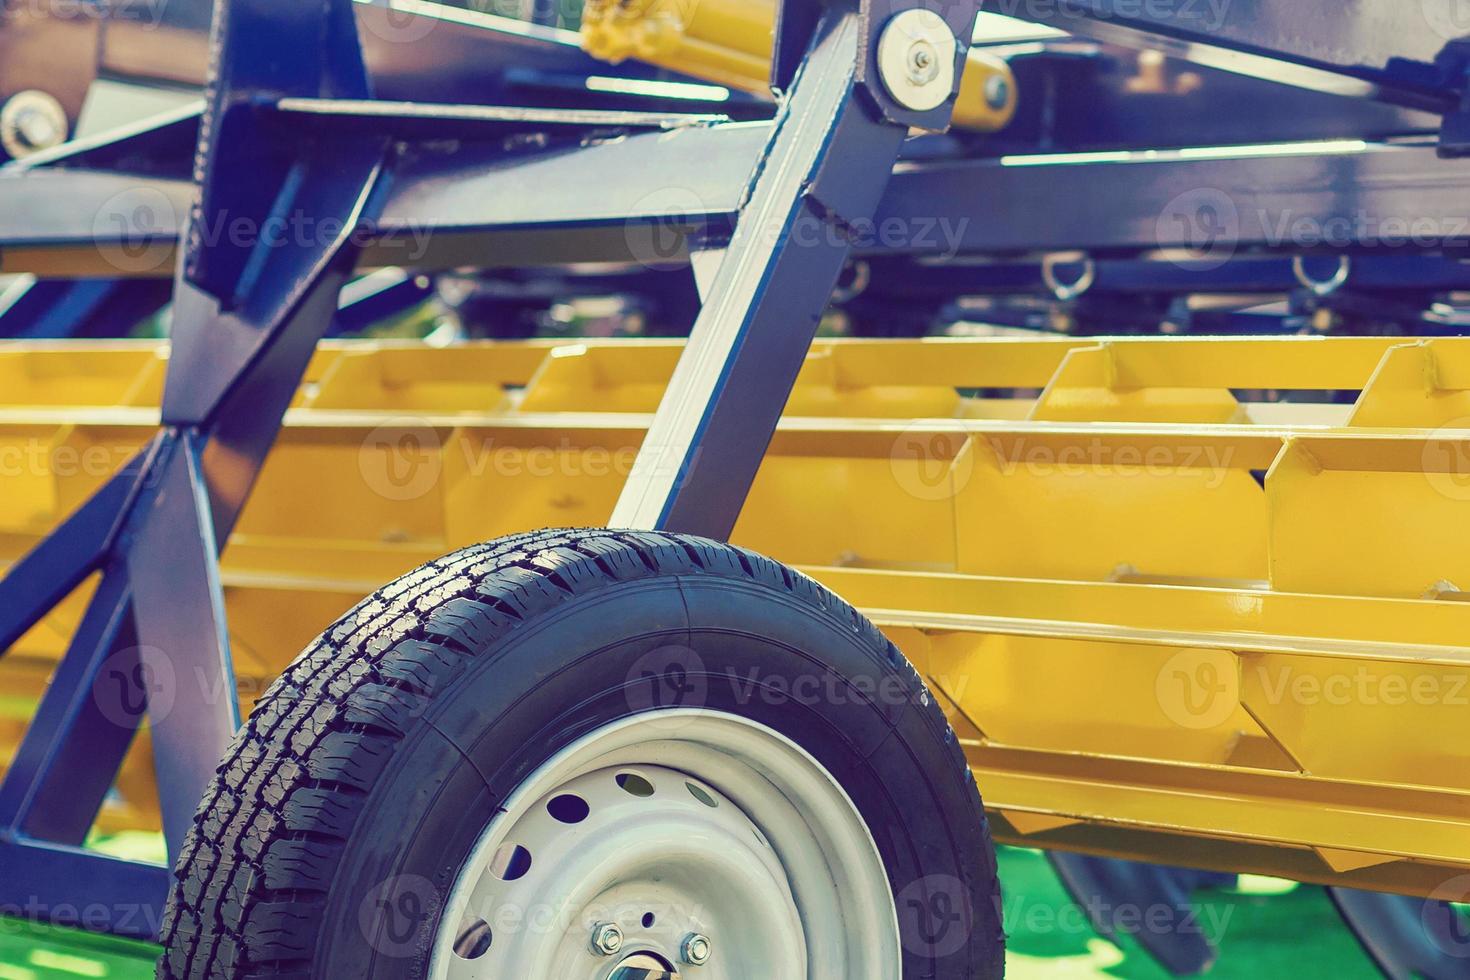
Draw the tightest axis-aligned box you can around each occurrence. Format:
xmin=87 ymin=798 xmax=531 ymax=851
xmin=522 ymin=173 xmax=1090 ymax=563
xmin=156 ymin=528 xmax=1003 ymax=979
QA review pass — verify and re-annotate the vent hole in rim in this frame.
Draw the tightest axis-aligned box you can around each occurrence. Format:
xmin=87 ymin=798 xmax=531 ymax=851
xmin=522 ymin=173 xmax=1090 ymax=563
xmin=452 ymin=919 xmax=493 ymax=959
xmin=546 ymin=793 xmax=591 ymax=824
xmin=641 ymin=912 xmax=656 ymax=928
xmin=685 ymin=782 xmax=718 ymax=808
xmin=490 ymin=843 xmax=532 ymax=881
xmin=615 ymin=771 xmax=656 ymax=797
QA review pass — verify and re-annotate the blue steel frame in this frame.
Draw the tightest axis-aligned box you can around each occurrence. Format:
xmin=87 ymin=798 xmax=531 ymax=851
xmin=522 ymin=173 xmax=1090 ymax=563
xmin=0 ymin=278 xmax=169 ymax=339
xmin=2 ymin=2 xmax=1470 ymax=973
xmin=0 ymin=273 xmax=431 ymax=341
xmin=0 ymin=0 xmax=397 ymax=938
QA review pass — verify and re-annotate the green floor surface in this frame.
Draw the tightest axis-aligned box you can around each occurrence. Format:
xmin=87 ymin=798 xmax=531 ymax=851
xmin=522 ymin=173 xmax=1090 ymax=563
xmin=0 ymin=843 xmax=1382 ymax=978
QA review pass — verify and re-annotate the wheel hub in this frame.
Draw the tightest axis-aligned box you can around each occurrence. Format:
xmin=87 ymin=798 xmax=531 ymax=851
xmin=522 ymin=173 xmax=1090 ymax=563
xmin=430 ymin=711 xmax=899 ymax=980
xmin=608 ymin=951 xmax=679 ymax=979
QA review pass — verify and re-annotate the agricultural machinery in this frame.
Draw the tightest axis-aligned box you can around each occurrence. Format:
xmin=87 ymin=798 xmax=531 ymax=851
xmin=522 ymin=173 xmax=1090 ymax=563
xmin=3 ymin=0 xmax=1470 ymax=977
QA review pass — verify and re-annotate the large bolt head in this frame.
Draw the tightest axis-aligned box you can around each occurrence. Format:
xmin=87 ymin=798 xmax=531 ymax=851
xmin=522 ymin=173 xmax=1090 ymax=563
xmin=876 ymin=9 xmax=957 ymax=113
xmin=591 ymin=921 xmax=624 ymax=956
xmin=681 ymin=932 xmax=712 ymax=966
xmin=0 ymin=90 xmax=68 ymax=158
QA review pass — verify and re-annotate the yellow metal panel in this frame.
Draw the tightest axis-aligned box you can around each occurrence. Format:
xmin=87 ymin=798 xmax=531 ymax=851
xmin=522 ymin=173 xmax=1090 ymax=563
xmin=0 ymin=345 xmax=165 ymax=408
xmin=927 ymin=632 xmax=1282 ymax=768
xmin=1032 ymin=344 xmax=1245 ymax=423
xmin=1241 ymin=652 xmax=1470 ymax=790
xmin=1269 ymin=339 xmax=1470 ymax=596
xmin=953 ymin=433 xmax=1268 ymax=581
xmin=309 ymin=342 xmax=562 ymax=412
xmin=518 ymin=343 xmax=683 ymax=413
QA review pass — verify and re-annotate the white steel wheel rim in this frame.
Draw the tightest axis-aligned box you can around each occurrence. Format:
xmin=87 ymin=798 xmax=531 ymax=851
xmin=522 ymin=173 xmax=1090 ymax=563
xmin=429 ymin=710 xmax=901 ymax=980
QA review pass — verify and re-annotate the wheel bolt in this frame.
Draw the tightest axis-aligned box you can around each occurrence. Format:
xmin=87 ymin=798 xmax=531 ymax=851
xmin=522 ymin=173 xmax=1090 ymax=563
xmin=590 ymin=921 xmax=624 ymax=956
xmin=681 ymin=932 xmax=712 ymax=965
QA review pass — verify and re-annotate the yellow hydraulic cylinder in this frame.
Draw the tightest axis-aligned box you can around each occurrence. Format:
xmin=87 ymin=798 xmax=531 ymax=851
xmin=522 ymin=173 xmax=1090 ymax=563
xmin=582 ymin=0 xmax=1017 ymax=132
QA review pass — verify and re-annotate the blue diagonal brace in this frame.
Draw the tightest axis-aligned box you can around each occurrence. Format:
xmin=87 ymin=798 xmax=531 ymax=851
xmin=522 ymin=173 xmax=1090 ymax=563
xmin=1049 ymin=854 xmax=1219 ymax=976
xmin=0 ymin=440 xmax=158 ymax=655
xmin=611 ymin=6 xmax=915 ymax=537
xmin=1330 ymin=887 xmax=1470 ymax=980
xmin=126 ymin=432 xmax=240 ymax=853
xmin=0 ymin=565 xmax=138 ymax=843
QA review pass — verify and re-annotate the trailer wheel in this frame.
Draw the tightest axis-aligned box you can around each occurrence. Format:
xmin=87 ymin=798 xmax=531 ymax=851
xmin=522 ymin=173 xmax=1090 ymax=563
xmin=157 ymin=529 xmax=1002 ymax=980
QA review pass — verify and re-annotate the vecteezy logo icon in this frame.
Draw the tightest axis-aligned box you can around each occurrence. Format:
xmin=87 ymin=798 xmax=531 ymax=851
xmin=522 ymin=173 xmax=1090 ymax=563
xmin=359 ymin=419 xmax=443 ymax=501
xmin=624 ymin=644 xmax=708 ymax=732
xmin=1157 ymin=188 xmax=1240 ymax=270
xmin=359 ymin=874 xmax=441 ymax=958
xmin=625 ymin=185 xmax=709 ymax=270
xmin=94 ymin=645 xmax=176 ymax=727
xmin=890 ymin=420 xmax=975 ymax=501
xmin=1423 ymin=875 xmax=1470 ymax=958
xmin=1156 ymin=649 xmax=1239 ymax=730
xmin=1423 ymin=419 xmax=1470 ymax=502
xmin=896 ymin=875 xmax=972 ymax=958
xmin=93 ymin=186 xmax=177 ymax=274
xmin=1423 ymin=0 xmax=1470 ymax=40
xmin=356 ymin=1 xmax=440 ymax=43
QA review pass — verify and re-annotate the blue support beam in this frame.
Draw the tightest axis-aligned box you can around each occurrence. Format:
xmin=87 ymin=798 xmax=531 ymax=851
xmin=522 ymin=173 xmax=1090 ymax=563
xmin=0 ymin=278 xmax=169 ymax=338
xmin=20 ymin=118 xmax=1470 ymax=276
xmin=0 ymin=454 xmax=152 ymax=655
xmin=1025 ymin=0 xmax=1465 ymax=111
xmin=0 ymin=566 xmax=139 ymax=845
xmin=0 ymin=839 xmax=169 ymax=942
xmin=611 ymin=0 xmax=948 ymax=536
xmin=0 ymin=0 xmax=392 ymax=927
xmin=120 ymin=0 xmax=391 ymax=857
xmin=330 ymin=269 xmax=435 ymax=337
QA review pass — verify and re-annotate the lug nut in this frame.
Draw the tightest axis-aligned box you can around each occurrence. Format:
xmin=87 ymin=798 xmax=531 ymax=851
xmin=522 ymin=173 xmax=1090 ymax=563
xmin=681 ymin=932 xmax=712 ymax=966
xmin=591 ymin=921 xmax=624 ymax=956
